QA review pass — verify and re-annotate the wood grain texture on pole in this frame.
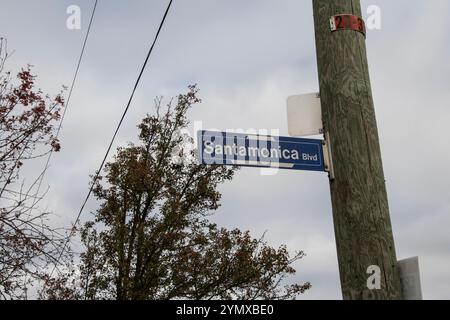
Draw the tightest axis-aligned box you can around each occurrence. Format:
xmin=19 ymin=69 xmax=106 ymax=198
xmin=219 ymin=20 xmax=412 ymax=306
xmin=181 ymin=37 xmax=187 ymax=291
xmin=312 ymin=0 xmax=403 ymax=299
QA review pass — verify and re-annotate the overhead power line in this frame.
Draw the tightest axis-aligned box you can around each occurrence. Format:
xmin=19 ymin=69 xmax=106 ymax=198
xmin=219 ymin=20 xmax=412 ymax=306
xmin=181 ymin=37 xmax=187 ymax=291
xmin=32 ymin=0 xmax=99 ymax=203
xmin=51 ymin=0 xmax=174 ymax=275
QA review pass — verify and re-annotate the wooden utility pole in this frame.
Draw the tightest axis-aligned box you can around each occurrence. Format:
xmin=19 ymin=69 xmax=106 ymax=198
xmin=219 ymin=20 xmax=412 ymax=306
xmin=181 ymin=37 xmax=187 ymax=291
xmin=312 ymin=0 xmax=403 ymax=299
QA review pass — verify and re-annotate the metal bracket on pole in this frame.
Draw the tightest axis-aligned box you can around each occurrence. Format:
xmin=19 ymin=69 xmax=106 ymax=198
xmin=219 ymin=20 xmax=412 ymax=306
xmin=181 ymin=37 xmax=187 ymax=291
xmin=322 ymin=131 xmax=335 ymax=181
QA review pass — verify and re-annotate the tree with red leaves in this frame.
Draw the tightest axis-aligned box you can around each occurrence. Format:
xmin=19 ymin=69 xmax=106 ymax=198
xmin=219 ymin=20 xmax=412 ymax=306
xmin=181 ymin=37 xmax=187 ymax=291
xmin=0 ymin=39 xmax=67 ymax=299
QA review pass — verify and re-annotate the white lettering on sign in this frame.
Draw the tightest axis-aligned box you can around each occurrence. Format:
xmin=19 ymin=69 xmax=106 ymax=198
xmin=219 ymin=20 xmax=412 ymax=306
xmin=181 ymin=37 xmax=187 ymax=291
xmin=203 ymin=141 xmax=300 ymax=161
xmin=303 ymin=154 xmax=318 ymax=161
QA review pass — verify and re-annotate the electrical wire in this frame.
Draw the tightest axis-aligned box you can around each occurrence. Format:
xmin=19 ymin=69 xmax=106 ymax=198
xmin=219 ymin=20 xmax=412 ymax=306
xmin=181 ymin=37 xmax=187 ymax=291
xmin=32 ymin=0 xmax=99 ymax=204
xmin=50 ymin=0 xmax=174 ymax=276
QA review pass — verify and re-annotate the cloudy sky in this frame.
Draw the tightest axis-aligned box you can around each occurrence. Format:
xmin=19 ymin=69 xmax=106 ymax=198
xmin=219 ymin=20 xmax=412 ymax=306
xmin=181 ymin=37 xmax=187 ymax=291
xmin=1 ymin=0 xmax=449 ymax=299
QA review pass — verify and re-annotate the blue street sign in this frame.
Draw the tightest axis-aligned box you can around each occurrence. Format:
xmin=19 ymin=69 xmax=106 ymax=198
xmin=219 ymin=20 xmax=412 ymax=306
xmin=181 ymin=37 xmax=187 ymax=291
xmin=197 ymin=130 xmax=326 ymax=172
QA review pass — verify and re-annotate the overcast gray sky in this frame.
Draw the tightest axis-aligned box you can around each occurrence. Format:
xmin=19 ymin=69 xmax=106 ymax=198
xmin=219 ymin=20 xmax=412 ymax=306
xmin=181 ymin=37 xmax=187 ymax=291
xmin=1 ymin=0 xmax=449 ymax=299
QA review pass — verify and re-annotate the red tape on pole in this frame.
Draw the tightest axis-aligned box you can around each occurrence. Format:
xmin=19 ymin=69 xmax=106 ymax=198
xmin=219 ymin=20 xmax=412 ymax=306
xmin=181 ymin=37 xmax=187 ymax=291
xmin=330 ymin=14 xmax=366 ymax=38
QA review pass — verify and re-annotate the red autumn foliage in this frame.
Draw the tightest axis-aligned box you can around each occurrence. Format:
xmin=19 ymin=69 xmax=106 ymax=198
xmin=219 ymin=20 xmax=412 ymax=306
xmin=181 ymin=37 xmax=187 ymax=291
xmin=0 ymin=39 xmax=68 ymax=299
